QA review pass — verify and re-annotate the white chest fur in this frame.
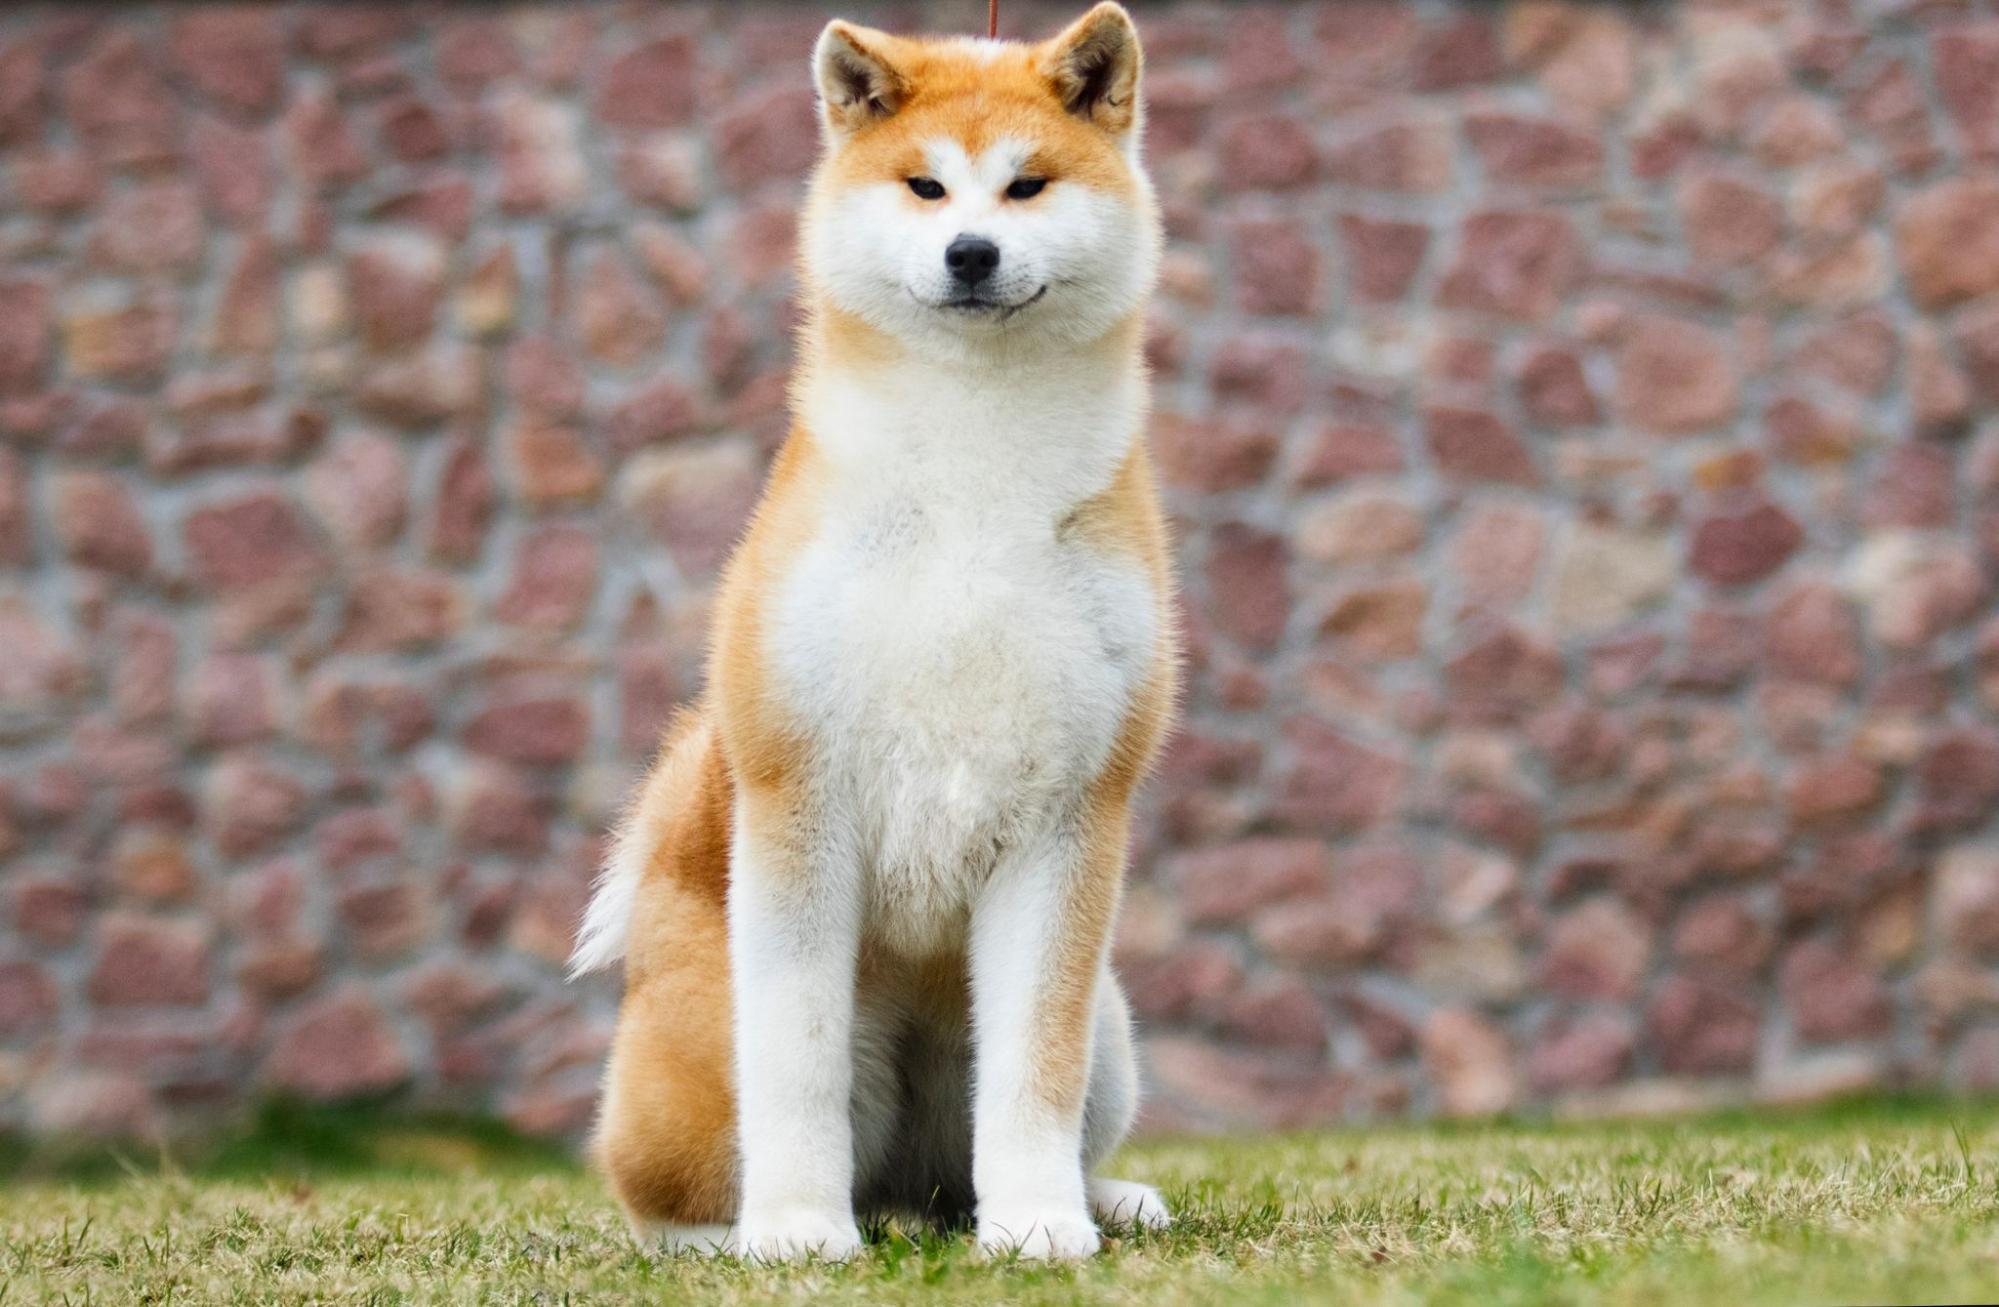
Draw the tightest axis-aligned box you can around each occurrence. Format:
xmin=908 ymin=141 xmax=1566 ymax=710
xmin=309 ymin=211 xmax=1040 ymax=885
xmin=765 ymin=352 xmax=1156 ymax=954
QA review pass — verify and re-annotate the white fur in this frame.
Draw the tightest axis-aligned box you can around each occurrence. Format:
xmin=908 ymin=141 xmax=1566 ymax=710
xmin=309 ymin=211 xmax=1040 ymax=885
xmin=591 ymin=14 xmax=1170 ymax=1263
xmin=804 ymin=137 xmax=1160 ymax=360
xmin=731 ymin=322 xmax=1164 ymax=1259
xmin=567 ymin=816 xmax=646 ymax=977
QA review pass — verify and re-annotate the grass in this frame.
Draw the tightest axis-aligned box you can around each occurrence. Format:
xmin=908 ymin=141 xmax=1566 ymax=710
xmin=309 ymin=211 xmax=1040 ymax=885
xmin=5 ymin=1098 xmax=1999 ymax=1304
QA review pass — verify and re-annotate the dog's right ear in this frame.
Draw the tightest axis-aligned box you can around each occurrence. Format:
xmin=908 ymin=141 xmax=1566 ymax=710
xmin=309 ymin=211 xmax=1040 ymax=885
xmin=813 ymin=21 xmax=908 ymax=136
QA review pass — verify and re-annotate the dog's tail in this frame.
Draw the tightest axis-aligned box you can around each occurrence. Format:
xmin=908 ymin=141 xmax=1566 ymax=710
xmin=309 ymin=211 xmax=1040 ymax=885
xmin=568 ymin=707 xmax=716 ymax=978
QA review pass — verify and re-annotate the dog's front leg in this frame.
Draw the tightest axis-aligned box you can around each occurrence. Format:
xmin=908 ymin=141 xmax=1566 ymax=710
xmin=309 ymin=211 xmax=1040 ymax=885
xmin=969 ymin=819 xmax=1122 ymax=1260
xmin=728 ymin=792 xmax=865 ymax=1262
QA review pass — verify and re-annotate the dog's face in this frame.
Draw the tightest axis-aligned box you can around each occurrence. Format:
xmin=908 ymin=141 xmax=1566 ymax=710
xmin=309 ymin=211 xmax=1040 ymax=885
xmin=801 ymin=3 xmax=1159 ymax=351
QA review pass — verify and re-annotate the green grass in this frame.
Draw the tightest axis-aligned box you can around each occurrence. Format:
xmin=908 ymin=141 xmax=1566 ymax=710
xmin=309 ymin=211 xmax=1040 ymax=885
xmin=5 ymin=1097 xmax=1999 ymax=1304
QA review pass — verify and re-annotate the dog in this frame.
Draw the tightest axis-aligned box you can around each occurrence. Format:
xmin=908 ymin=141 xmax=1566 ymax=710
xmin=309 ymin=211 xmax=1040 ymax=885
xmin=569 ymin=2 xmax=1176 ymax=1262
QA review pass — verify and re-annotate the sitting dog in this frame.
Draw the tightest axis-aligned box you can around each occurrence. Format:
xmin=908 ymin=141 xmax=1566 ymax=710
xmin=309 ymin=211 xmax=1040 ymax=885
xmin=570 ymin=2 xmax=1176 ymax=1262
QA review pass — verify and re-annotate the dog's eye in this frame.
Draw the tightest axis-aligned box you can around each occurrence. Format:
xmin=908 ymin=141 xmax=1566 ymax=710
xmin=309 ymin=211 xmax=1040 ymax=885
xmin=1006 ymin=177 xmax=1047 ymax=201
xmin=906 ymin=177 xmax=946 ymax=200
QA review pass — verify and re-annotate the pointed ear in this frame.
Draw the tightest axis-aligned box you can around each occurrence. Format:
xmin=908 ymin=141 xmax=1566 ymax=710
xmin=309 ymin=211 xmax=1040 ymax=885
xmin=1042 ymin=3 xmax=1142 ymax=134
xmin=813 ymin=20 xmax=909 ymax=136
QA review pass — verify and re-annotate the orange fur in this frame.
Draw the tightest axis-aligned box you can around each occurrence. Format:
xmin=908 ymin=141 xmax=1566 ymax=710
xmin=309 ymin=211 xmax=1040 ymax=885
xmin=590 ymin=3 xmax=1174 ymax=1243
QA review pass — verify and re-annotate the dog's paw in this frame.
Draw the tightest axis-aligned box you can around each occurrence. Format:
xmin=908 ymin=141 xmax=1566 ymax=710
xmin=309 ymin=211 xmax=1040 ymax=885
xmin=736 ymin=1209 xmax=864 ymax=1263
xmin=977 ymin=1206 xmax=1102 ymax=1261
xmin=1088 ymin=1177 xmax=1173 ymax=1231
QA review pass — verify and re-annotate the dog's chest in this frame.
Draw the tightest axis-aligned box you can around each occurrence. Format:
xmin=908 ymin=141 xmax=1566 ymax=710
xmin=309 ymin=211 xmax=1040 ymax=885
xmin=768 ymin=487 xmax=1154 ymax=947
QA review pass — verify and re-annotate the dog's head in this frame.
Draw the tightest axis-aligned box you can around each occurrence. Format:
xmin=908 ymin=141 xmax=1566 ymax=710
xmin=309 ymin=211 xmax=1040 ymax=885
xmin=801 ymin=3 xmax=1159 ymax=353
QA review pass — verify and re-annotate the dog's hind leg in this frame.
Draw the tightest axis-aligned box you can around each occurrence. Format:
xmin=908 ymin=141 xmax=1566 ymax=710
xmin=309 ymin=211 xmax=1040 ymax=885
xmin=1081 ymin=975 xmax=1172 ymax=1231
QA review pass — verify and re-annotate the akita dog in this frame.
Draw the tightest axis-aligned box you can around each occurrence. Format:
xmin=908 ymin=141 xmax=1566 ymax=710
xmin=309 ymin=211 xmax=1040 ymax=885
xmin=569 ymin=3 xmax=1176 ymax=1262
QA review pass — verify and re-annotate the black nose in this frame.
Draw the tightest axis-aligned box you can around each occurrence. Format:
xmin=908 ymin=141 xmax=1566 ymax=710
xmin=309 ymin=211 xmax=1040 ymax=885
xmin=945 ymin=235 xmax=1000 ymax=285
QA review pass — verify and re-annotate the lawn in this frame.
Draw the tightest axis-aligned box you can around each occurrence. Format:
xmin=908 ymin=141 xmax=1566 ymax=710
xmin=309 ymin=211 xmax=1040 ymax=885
xmin=4 ymin=1098 xmax=1999 ymax=1305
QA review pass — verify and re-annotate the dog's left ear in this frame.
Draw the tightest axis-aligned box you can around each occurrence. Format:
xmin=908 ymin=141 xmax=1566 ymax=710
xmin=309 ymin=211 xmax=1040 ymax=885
xmin=1042 ymin=2 xmax=1143 ymax=134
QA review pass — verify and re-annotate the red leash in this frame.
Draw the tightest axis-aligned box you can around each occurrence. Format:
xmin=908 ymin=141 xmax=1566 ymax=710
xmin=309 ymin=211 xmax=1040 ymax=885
xmin=989 ymin=0 xmax=999 ymax=38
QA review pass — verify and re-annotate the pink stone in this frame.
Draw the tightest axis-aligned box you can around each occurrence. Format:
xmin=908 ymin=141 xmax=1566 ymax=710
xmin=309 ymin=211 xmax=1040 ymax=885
xmin=0 ymin=960 xmax=57 ymax=1036
xmin=212 ymin=235 xmax=281 ymax=355
xmin=1421 ymin=1008 xmax=1517 ymax=1116
xmin=338 ymin=882 xmax=428 ymax=960
xmin=285 ymin=92 xmax=368 ymax=191
xmin=1231 ymin=219 xmax=1322 ymax=316
xmin=1273 ymin=720 xmax=1408 ymax=834
xmin=91 ymin=180 xmax=205 ymax=273
xmin=1454 ymin=503 xmax=1545 ymax=605
xmin=334 ymin=567 xmax=465 ymax=653
xmin=305 ymin=430 xmax=408 ymax=550
xmin=347 ymin=237 xmax=444 ymax=352
xmin=1172 ymin=838 xmax=1330 ymax=925
xmin=63 ymin=293 xmax=177 ymax=383
xmin=1764 ymin=394 xmax=1863 ymax=465
xmin=596 ymin=37 xmax=697 ymax=129
xmin=1467 ymin=113 xmax=1602 ymax=188
xmin=1413 ymin=14 xmax=1504 ymax=90
xmin=1444 ymin=624 xmax=1563 ymax=723
xmin=428 ymin=436 xmax=494 ymax=563
xmin=170 ymin=8 xmax=284 ymax=116
xmin=1765 ymin=583 xmax=1861 ymax=685
xmin=1252 ymin=843 xmax=1421 ymax=965
xmin=1935 ymin=25 xmax=1999 ymax=158
xmin=206 ymin=756 xmax=309 ymax=858
xmin=1680 ymin=172 xmax=1784 ymax=268
xmin=1689 ymin=496 xmax=1803 ymax=586
xmin=447 ymin=761 xmax=554 ymax=855
xmin=1938 ymin=845 xmax=1999 ymax=956
xmin=1648 ymin=974 xmax=1760 ymax=1074
xmin=1293 ymin=423 xmax=1404 ymax=485
xmin=1205 ymin=523 xmax=1291 ymax=648
xmin=63 ymin=32 xmax=180 ymax=167
xmin=1616 ymin=315 xmax=1738 ymax=435
xmin=0 ymin=597 xmax=87 ymax=740
xmin=183 ymin=490 xmax=325 ymax=591
xmin=1896 ymin=178 xmax=1999 ymax=310
xmin=436 ymin=17 xmax=521 ymax=94
xmin=465 ymin=695 xmax=590 ymax=766
xmin=1780 ymin=938 xmax=1892 ymax=1044
xmin=1528 ymin=1013 xmax=1634 ymax=1094
xmin=1864 ymin=442 xmax=1956 ymax=530
xmin=505 ymin=336 xmax=586 ymax=422
xmin=185 ymin=654 xmax=276 ymax=746
xmin=1319 ymin=579 xmax=1429 ymax=660
xmin=52 ymin=471 xmax=152 ymax=577
xmin=716 ymin=87 xmax=818 ymax=190
xmin=88 ymin=915 xmax=211 ymax=1007
xmin=264 ymin=987 xmax=412 ymax=1100
xmin=496 ymin=525 xmax=599 ymax=631
xmin=1787 ymin=753 xmax=1884 ymax=827
xmin=1674 ymin=893 xmax=1772 ymax=975
xmin=1515 ymin=346 xmax=1598 ymax=427
xmin=618 ymin=443 xmax=760 ymax=580
xmin=1152 ymin=414 xmax=1277 ymax=492
xmin=1437 ymin=211 xmax=1582 ymax=320
xmin=577 ymin=252 xmax=668 ymax=367
xmin=1218 ymin=113 xmax=1318 ymax=190
xmin=1425 ymin=405 xmax=1538 ymax=485
xmin=1220 ymin=977 xmax=1328 ymax=1051
xmin=1339 ymin=215 xmax=1430 ymax=303
xmin=1325 ymin=121 xmax=1452 ymax=193
xmin=1540 ymin=898 xmax=1650 ymax=1000
xmin=0 ymin=279 xmax=51 ymax=394
xmin=1915 ymin=731 xmax=1999 ymax=833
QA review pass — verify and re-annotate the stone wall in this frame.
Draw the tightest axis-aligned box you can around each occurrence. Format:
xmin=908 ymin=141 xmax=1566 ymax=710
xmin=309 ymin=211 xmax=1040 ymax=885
xmin=5 ymin=0 xmax=1999 ymax=1140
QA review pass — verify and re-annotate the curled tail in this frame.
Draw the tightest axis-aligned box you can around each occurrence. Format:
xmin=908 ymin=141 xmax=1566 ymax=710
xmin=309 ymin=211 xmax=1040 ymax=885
xmin=569 ymin=707 xmax=720 ymax=978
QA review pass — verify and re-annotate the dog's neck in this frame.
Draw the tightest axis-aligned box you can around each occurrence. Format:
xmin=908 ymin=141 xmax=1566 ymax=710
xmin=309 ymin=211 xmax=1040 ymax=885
xmin=795 ymin=302 xmax=1149 ymax=512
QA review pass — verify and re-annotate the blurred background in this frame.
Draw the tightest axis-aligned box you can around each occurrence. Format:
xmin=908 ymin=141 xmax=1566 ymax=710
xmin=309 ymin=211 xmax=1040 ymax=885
xmin=2 ymin=0 xmax=1998 ymax=1147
